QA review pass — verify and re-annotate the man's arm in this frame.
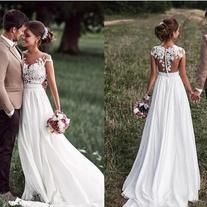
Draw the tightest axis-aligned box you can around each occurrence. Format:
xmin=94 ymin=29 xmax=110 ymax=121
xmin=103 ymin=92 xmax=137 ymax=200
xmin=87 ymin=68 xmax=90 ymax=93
xmin=0 ymin=50 xmax=15 ymax=114
xmin=196 ymin=35 xmax=207 ymax=92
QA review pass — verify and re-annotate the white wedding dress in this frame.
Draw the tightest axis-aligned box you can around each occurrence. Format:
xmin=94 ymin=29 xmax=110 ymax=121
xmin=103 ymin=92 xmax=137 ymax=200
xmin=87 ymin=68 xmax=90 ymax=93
xmin=122 ymin=45 xmax=200 ymax=207
xmin=9 ymin=56 xmax=104 ymax=207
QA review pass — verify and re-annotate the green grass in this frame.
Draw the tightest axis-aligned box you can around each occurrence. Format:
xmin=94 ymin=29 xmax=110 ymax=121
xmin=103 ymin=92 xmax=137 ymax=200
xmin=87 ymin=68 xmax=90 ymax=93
xmin=51 ymin=29 xmax=104 ymax=56
xmin=51 ymin=48 xmax=104 ymax=161
xmin=0 ymin=32 xmax=103 ymax=206
xmin=105 ymin=9 xmax=207 ymax=207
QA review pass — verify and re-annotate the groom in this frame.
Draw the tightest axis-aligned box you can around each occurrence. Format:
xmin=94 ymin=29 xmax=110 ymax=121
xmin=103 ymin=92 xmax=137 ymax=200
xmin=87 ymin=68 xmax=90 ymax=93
xmin=0 ymin=9 xmax=28 ymax=201
xmin=192 ymin=34 xmax=207 ymax=101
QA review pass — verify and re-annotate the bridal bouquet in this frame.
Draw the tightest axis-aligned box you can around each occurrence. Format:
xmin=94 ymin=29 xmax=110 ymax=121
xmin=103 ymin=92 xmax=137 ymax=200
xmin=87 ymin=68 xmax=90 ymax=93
xmin=133 ymin=94 xmax=151 ymax=118
xmin=47 ymin=112 xmax=70 ymax=134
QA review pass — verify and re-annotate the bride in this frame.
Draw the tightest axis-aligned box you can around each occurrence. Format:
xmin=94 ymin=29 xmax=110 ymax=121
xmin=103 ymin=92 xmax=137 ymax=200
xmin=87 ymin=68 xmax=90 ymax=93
xmin=121 ymin=18 xmax=200 ymax=207
xmin=9 ymin=20 xmax=104 ymax=207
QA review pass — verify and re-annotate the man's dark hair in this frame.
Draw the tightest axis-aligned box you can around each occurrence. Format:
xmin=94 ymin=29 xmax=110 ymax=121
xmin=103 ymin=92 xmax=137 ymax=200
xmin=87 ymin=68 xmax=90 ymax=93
xmin=3 ymin=9 xmax=28 ymax=31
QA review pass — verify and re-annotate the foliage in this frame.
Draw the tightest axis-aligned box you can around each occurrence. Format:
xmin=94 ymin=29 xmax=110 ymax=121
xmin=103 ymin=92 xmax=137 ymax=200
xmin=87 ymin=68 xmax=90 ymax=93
xmin=0 ymin=2 xmax=104 ymax=34
xmin=104 ymin=1 xmax=207 ymax=15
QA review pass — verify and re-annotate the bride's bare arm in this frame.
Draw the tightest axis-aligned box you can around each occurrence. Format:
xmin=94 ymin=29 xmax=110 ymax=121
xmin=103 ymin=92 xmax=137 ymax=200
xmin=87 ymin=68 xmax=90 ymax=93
xmin=45 ymin=60 xmax=61 ymax=112
xmin=146 ymin=55 xmax=157 ymax=95
xmin=179 ymin=54 xmax=193 ymax=94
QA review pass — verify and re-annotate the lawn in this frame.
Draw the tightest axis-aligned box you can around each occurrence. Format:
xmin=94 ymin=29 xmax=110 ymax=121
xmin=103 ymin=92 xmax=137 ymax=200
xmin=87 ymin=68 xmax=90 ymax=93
xmin=0 ymin=31 xmax=103 ymax=206
xmin=105 ymin=9 xmax=207 ymax=207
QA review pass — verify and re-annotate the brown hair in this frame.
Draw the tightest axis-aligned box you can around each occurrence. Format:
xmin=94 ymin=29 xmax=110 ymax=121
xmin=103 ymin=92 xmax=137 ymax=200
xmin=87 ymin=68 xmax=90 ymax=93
xmin=3 ymin=9 xmax=28 ymax=31
xmin=26 ymin=20 xmax=53 ymax=45
xmin=155 ymin=18 xmax=179 ymax=42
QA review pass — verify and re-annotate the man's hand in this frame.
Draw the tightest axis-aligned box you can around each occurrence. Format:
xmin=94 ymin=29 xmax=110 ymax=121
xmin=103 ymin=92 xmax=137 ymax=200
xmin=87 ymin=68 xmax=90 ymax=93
xmin=42 ymin=79 xmax=48 ymax=90
xmin=191 ymin=90 xmax=201 ymax=103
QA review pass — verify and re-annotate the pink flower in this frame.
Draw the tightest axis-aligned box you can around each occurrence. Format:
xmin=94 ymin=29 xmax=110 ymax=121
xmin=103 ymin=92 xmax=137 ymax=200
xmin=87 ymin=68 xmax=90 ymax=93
xmin=47 ymin=112 xmax=70 ymax=134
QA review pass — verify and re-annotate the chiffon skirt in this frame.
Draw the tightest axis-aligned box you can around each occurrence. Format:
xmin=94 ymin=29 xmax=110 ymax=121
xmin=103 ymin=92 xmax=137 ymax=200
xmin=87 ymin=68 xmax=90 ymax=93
xmin=122 ymin=72 xmax=200 ymax=207
xmin=10 ymin=84 xmax=104 ymax=207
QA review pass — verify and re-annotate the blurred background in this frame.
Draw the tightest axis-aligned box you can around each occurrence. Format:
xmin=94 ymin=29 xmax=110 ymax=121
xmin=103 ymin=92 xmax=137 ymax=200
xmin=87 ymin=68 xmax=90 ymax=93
xmin=104 ymin=1 xmax=207 ymax=207
xmin=0 ymin=2 xmax=104 ymax=203
xmin=104 ymin=1 xmax=207 ymax=16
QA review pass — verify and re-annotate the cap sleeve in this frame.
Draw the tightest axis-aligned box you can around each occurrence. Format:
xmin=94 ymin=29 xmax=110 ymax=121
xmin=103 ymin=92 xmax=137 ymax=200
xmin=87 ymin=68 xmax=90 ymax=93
xmin=45 ymin=55 xmax=53 ymax=62
xmin=43 ymin=54 xmax=53 ymax=64
xmin=150 ymin=46 xmax=157 ymax=57
xmin=179 ymin=47 xmax=185 ymax=58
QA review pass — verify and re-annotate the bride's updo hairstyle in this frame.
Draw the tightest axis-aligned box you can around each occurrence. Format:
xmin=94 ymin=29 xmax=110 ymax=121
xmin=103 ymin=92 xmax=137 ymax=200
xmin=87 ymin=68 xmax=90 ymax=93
xmin=155 ymin=18 xmax=179 ymax=42
xmin=26 ymin=20 xmax=53 ymax=45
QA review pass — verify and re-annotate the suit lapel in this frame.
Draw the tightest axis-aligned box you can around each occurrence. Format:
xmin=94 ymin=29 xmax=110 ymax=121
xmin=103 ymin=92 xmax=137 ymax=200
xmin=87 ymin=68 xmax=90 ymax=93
xmin=0 ymin=36 xmax=23 ymax=76
xmin=9 ymin=46 xmax=22 ymax=63
xmin=0 ymin=36 xmax=22 ymax=64
xmin=15 ymin=45 xmax=23 ymax=59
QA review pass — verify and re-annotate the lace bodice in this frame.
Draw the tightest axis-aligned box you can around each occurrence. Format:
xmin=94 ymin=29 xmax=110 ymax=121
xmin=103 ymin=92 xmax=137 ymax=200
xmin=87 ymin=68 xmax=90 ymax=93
xmin=23 ymin=55 xmax=52 ymax=84
xmin=151 ymin=45 xmax=185 ymax=72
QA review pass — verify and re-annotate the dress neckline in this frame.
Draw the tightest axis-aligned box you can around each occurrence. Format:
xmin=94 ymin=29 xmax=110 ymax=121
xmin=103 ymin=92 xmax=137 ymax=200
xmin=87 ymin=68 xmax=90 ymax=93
xmin=160 ymin=44 xmax=175 ymax=49
xmin=23 ymin=56 xmax=45 ymax=67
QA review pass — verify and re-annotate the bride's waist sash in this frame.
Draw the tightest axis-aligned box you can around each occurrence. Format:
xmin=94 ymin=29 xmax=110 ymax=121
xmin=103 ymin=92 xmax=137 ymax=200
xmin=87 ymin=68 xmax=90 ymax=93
xmin=158 ymin=71 xmax=179 ymax=77
xmin=24 ymin=83 xmax=43 ymax=89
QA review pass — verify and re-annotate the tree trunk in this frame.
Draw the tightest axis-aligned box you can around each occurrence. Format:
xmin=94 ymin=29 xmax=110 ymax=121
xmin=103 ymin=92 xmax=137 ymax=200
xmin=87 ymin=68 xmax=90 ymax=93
xmin=58 ymin=12 xmax=82 ymax=55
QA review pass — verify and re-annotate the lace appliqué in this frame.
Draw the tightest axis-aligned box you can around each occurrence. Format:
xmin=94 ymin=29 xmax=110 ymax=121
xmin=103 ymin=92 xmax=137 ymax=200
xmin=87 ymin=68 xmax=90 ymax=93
xmin=23 ymin=55 xmax=52 ymax=84
xmin=151 ymin=45 xmax=185 ymax=72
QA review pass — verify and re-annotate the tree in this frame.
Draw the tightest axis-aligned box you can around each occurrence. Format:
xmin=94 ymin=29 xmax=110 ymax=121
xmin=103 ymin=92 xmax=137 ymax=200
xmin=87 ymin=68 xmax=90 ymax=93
xmin=103 ymin=1 xmax=172 ymax=15
xmin=53 ymin=2 xmax=103 ymax=54
xmin=0 ymin=2 xmax=104 ymax=55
